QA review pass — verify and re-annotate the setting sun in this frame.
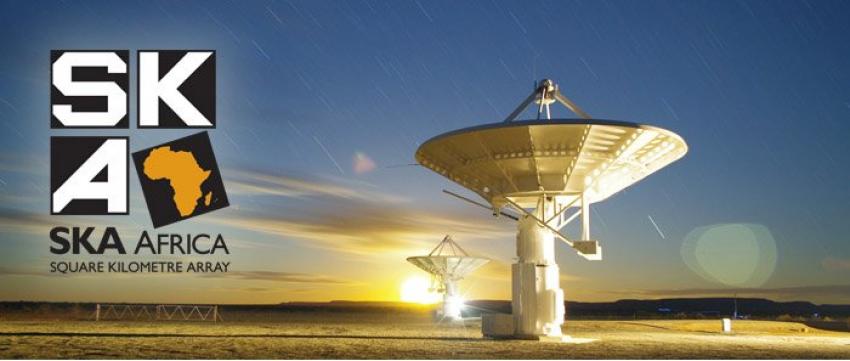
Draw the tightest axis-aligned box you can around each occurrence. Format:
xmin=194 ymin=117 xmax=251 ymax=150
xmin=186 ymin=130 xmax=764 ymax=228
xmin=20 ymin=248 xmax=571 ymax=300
xmin=399 ymin=276 xmax=440 ymax=304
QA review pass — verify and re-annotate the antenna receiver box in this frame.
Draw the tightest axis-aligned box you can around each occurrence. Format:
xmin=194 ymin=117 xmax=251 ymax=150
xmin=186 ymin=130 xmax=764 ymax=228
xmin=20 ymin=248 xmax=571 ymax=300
xmin=573 ymin=240 xmax=602 ymax=261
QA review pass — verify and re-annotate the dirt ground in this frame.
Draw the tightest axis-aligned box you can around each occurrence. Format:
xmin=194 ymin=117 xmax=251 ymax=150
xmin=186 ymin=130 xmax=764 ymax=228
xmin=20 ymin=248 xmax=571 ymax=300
xmin=0 ymin=312 xmax=848 ymax=359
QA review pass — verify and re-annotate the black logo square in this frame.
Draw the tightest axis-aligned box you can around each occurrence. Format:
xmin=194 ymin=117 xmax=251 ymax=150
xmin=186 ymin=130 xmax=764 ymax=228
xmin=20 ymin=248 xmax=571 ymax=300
xmin=50 ymin=136 xmax=129 ymax=215
xmin=136 ymin=50 xmax=216 ymax=128
xmin=132 ymin=131 xmax=228 ymax=228
xmin=50 ymin=50 xmax=130 ymax=129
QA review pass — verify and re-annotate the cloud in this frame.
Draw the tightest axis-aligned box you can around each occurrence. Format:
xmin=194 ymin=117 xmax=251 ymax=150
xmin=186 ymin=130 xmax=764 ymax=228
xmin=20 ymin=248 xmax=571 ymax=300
xmin=0 ymin=266 xmax=105 ymax=279
xmin=209 ymin=205 xmax=511 ymax=256
xmin=225 ymin=168 xmax=404 ymax=202
xmin=202 ymin=270 xmax=353 ymax=284
xmin=0 ymin=209 xmax=69 ymax=236
xmin=241 ymin=287 xmax=274 ymax=292
xmin=0 ymin=153 xmax=45 ymax=175
xmin=208 ymin=169 xmax=514 ymax=256
xmin=821 ymin=257 xmax=850 ymax=271
xmin=0 ymin=208 xmax=145 ymax=237
xmin=0 ymin=266 xmax=45 ymax=277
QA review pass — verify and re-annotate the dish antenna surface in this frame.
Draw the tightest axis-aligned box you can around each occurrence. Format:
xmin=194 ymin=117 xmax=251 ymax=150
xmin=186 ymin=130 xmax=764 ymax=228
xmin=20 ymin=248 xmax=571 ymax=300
xmin=407 ymin=235 xmax=489 ymax=320
xmin=415 ymin=79 xmax=687 ymax=341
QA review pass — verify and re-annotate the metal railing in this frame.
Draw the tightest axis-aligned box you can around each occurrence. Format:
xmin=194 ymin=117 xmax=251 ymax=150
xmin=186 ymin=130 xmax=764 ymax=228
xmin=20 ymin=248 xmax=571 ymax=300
xmin=95 ymin=304 xmax=222 ymax=322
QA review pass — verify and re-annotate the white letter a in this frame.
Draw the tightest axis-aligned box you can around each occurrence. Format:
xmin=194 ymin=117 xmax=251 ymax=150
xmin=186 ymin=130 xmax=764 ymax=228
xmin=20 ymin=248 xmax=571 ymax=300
xmin=53 ymin=139 xmax=127 ymax=214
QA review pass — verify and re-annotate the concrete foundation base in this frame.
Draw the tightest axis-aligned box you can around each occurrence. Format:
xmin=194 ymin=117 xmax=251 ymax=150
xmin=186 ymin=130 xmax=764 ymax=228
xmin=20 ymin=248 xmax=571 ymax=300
xmin=539 ymin=335 xmax=598 ymax=344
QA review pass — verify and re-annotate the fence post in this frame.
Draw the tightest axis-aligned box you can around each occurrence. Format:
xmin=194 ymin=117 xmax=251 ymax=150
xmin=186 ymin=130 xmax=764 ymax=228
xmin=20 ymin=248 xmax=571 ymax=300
xmin=213 ymin=306 xmax=218 ymax=323
xmin=95 ymin=304 xmax=100 ymax=321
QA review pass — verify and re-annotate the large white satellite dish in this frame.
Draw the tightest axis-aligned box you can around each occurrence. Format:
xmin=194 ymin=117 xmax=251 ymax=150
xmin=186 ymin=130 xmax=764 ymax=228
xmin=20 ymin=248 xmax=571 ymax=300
xmin=407 ymin=235 xmax=489 ymax=320
xmin=415 ymin=79 xmax=687 ymax=340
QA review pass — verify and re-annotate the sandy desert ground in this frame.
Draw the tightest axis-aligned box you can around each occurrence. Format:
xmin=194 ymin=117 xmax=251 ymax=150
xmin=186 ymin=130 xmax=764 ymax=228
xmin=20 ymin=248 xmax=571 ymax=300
xmin=0 ymin=311 xmax=848 ymax=359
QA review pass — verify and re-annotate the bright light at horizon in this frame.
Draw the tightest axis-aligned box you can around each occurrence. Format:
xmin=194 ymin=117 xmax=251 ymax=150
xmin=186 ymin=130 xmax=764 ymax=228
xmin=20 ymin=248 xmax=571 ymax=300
xmin=444 ymin=295 xmax=465 ymax=320
xmin=399 ymin=276 xmax=440 ymax=304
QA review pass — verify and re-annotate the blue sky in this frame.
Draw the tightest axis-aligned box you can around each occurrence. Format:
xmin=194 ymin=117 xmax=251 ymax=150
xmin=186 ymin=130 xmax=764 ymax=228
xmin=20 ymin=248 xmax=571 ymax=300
xmin=0 ymin=0 xmax=848 ymax=304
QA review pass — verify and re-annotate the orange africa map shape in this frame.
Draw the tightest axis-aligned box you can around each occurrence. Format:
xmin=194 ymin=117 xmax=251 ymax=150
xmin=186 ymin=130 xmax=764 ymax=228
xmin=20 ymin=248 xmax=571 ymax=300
xmin=143 ymin=146 xmax=212 ymax=217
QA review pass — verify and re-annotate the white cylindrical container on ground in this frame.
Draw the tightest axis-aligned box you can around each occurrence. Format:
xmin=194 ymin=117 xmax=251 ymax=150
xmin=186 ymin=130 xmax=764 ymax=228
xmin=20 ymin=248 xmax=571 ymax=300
xmin=722 ymin=318 xmax=732 ymax=333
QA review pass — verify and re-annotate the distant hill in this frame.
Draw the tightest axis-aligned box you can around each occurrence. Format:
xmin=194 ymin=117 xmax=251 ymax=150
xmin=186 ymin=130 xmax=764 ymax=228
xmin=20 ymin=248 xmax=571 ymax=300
xmin=1 ymin=298 xmax=848 ymax=319
xmin=467 ymin=298 xmax=850 ymax=318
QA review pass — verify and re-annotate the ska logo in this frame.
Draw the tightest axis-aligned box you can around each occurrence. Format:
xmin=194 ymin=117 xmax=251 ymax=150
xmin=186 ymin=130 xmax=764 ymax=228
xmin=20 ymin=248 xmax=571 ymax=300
xmin=51 ymin=50 xmax=215 ymax=129
xmin=51 ymin=137 xmax=129 ymax=215
xmin=50 ymin=50 xmax=131 ymax=128
xmin=49 ymin=49 xmax=226 ymax=227
xmin=132 ymin=132 xmax=228 ymax=228
xmin=137 ymin=50 xmax=216 ymax=128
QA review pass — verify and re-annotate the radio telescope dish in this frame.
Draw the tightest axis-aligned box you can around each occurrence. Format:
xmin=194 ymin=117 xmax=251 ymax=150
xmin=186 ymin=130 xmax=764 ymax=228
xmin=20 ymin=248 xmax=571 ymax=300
xmin=415 ymin=79 xmax=687 ymax=341
xmin=406 ymin=235 xmax=489 ymax=320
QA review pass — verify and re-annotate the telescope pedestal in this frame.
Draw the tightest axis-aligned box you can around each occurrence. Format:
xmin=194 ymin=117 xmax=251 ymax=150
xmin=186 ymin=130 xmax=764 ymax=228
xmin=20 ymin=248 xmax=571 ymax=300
xmin=512 ymin=215 xmax=565 ymax=339
xmin=441 ymin=281 xmax=462 ymax=320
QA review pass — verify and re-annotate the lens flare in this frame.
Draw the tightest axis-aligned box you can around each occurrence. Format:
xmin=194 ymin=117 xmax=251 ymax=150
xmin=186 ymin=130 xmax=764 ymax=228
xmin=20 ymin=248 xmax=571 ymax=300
xmin=681 ymin=223 xmax=777 ymax=287
xmin=352 ymin=152 xmax=376 ymax=174
xmin=444 ymin=295 xmax=465 ymax=320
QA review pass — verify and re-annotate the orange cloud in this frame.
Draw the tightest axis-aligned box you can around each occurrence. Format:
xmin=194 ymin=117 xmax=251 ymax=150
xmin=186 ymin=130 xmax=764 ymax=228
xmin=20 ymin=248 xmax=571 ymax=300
xmin=822 ymin=257 xmax=850 ymax=271
xmin=209 ymin=169 xmax=514 ymax=257
xmin=201 ymin=270 xmax=354 ymax=284
xmin=208 ymin=206 xmax=511 ymax=257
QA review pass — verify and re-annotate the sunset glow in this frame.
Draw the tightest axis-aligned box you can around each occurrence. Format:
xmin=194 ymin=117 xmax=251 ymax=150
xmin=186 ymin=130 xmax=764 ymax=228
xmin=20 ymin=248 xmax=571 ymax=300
xmin=399 ymin=276 xmax=440 ymax=304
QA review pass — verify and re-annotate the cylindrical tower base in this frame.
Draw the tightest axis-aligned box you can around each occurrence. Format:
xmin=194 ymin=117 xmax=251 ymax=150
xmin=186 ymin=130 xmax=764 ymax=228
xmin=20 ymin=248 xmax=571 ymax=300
xmin=442 ymin=281 xmax=463 ymax=320
xmin=511 ymin=215 xmax=565 ymax=338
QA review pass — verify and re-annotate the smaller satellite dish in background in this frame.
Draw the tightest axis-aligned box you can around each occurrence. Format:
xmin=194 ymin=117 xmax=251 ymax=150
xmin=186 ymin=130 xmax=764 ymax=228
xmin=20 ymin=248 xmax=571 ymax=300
xmin=407 ymin=235 xmax=489 ymax=320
